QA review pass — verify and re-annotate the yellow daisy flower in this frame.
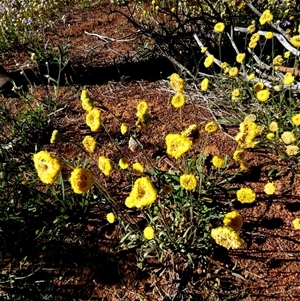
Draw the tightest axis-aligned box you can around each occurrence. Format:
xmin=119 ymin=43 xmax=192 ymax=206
xmin=290 ymin=35 xmax=300 ymax=48
xmin=236 ymin=53 xmax=245 ymax=63
xmin=132 ymin=162 xmax=144 ymax=174
xmin=170 ymin=73 xmax=185 ymax=92
xmin=171 ymin=92 xmax=185 ymax=108
xmin=200 ymin=78 xmax=209 ymax=91
xmin=204 ymin=54 xmax=214 ymax=68
xmin=273 ymin=55 xmax=283 ymax=66
xmin=180 ymin=174 xmax=197 ymax=190
xmin=50 ymin=130 xmax=63 ymax=144
xmin=269 ymin=121 xmax=278 ymax=132
xmin=212 ymin=155 xmax=225 ymax=168
xmin=292 ymin=218 xmax=300 ymax=230
xmin=165 ymin=134 xmax=192 ymax=159
xmin=82 ymin=135 xmax=97 ymax=154
xmin=119 ymin=158 xmax=129 ymax=169
xmin=98 ymin=156 xmax=113 ymax=176
xmin=256 ymin=89 xmax=270 ymax=102
xmin=120 ymin=123 xmax=129 ymax=135
xmin=232 ymin=88 xmax=240 ymax=100
xmin=254 ymin=82 xmax=264 ymax=92
xmin=264 ymin=182 xmax=276 ymax=195
xmin=229 ymin=67 xmax=239 ymax=77
xmin=283 ymin=72 xmax=294 ymax=85
xmin=259 ymin=9 xmax=273 ymax=25
xmin=214 ymin=22 xmax=225 ymax=33
xmin=86 ymin=108 xmax=101 ymax=132
xmin=223 ymin=211 xmax=243 ymax=230
xmin=286 ymin=145 xmax=299 ymax=156
xmin=204 ymin=121 xmax=218 ymax=133
xmin=292 ymin=114 xmax=300 ymax=126
xmin=70 ymin=168 xmax=93 ymax=194
xmin=33 ymin=150 xmax=61 ymax=184
xmin=127 ymin=177 xmax=157 ymax=208
xmin=143 ymin=225 xmax=155 ymax=240
xmin=211 ymin=226 xmax=244 ymax=249
xmin=265 ymin=32 xmax=273 ymax=39
xmin=106 ymin=212 xmax=115 ymax=223
xmin=236 ymin=187 xmax=256 ymax=203
xmin=281 ymin=131 xmax=296 ymax=144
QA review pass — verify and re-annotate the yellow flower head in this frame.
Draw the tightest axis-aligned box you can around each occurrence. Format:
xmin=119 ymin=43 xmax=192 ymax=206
xmin=119 ymin=158 xmax=129 ymax=169
xmin=70 ymin=168 xmax=93 ymax=194
xmin=256 ymin=89 xmax=270 ymax=102
xmin=221 ymin=62 xmax=227 ymax=69
xmin=264 ymin=182 xmax=276 ymax=195
xmin=269 ymin=121 xmax=278 ymax=132
xmin=106 ymin=212 xmax=115 ymax=223
xmin=180 ymin=174 xmax=197 ymax=190
xmin=223 ymin=211 xmax=243 ymax=230
xmin=127 ymin=177 xmax=157 ymax=208
xmin=292 ymin=218 xmax=300 ymax=230
xmin=235 ymin=121 xmax=259 ymax=149
xmin=212 ymin=155 xmax=225 ymax=168
xmin=211 ymin=226 xmax=244 ymax=249
xmin=250 ymin=33 xmax=260 ymax=43
xmin=273 ymin=55 xmax=283 ymax=66
xmin=136 ymin=100 xmax=149 ymax=119
xmin=33 ymin=150 xmax=61 ymax=184
xmin=281 ymin=131 xmax=296 ymax=144
xmin=236 ymin=53 xmax=245 ymax=63
xmin=143 ymin=225 xmax=155 ymax=240
xmin=132 ymin=162 xmax=144 ymax=174
xmin=204 ymin=121 xmax=218 ymax=134
xmin=284 ymin=51 xmax=290 ymax=58
xmin=50 ymin=130 xmax=63 ymax=144
xmin=200 ymin=78 xmax=209 ymax=91
xmin=233 ymin=149 xmax=245 ymax=162
xmin=201 ymin=47 xmax=207 ymax=53
xmin=254 ymin=82 xmax=264 ymax=92
xmin=248 ymin=73 xmax=255 ymax=81
xmin=283 ymin=72 xmax=294 ymax=85
xmin=239 ymin=160 xmax=250 ymax=171
xmin=229 ymin=67 xmax=239 ymax=77
xmin=86 ymin=108 xmax=101 ymax=132
xmin=247 ymin=24 xmax=256 ymax=33
xmin=248 ymin=41 xmax=257 ymax=49
xmin=181 ymin=124 xmax=199 ymax=142
xmin=214 ymin=22 xmax=225 ymax=33
xmin=165 ymin=134 xmax=192 ymax=159
xmin=286 ymin=145 xmax=299 ymax=156
xmin=98 ymin=156 xmax=113 ymax=176
xmin=81 ymin=97 xmax=93 ymax=112
xmin=265 ymin=32 xmax=273 ymax=39
xmin=259 ymin=9 xmax=273 ymax=25
xmin=135 ymin=118 xmax=148 ymax=131
xmin=204 ymin=54 xmax=214 ymax=68
xmin=120 ymin=123 xmax=129 ymax=135
xmin=82 ymin=135 xmax=97 ymax=154
xmin=170 ymin=73 xmax=185 ymax=92
xmin=236 ymin=187 xmax=256 ymax=203
xmin=171 ymin=92 xmax=185 ymax=108
xmin=292 ymin=114 xmax=300 ymax=126
xmin=231 ymin=88 xmax=240 ymax=100
xmin=81 ymin=89 xmax=94 ymax=111
xmin=266 ymin=132 xmax=275 ymax=140
xmin=290 ymin=35 xmax=300 ymax=48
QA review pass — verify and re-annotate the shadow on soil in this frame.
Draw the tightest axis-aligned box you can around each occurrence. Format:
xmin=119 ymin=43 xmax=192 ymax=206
xmin=3 ymin=57 xmax=176 ymax=97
